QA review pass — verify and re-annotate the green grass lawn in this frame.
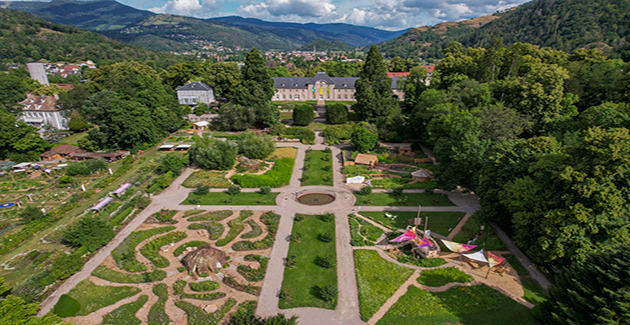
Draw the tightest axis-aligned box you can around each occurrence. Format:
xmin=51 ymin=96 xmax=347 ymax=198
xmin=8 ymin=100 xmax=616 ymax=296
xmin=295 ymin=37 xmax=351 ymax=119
xmin=307 ymin=123 xmax=328 ymax=131
xmin=182 ymin=192 xmax=278 ymax=205
xmin=279 ymin=214 xmax=337 ymax=310
xmin=60 ymin=131 xmax=88 ymax=145
xmin=504 ymin=255 xmax=548 ymax=305
xmin=417 ymin=267 xmax=473 ymax=287
xmin=376 ymin=284 xmax=539 ymax=325
xmin=58 ymin=279 xmax=141 ymax=317
xmin=452 ymin=212 xmax=508 ymax=250
xmin=354 ymin=249 xmax=415 ymax=321
xmin=354 ymin=193 xmax=455 ymax=207
xmin=182 ymin=171 xmax=231 ymax=188
xmin=302 ymin=150 xmax=333 ymax=186
xmin=359 ymin=211 xmax=464 ymax=234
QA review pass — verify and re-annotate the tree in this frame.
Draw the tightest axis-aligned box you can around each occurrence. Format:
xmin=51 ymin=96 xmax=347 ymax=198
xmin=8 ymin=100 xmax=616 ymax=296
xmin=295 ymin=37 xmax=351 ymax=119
xmin=160 ymin=60 xmax=207 ymax=89
xmin=40 ymin=123 xmax=63 ymax=144
xmin=541 ymin=245 xmax=630 ymax=325
xmin=0 ymin=73 xmax=28 ymax=114
xmin=62 ymin=215 xmax=115 ymax=252
xmin=67 ymin=110 xmax=89 ymax=132
xmin=325 ymin=103 xmax=348 ymax=124
xmin=157 ymin=152 xmax=186 ymax=175
xmin=255 ymin=103 xmax=281 ymax=129
xmin=292 ymin=104 xmax=315 ymax=126
xmin=350 ymin=122 xmax=379 ymax=153
xmin=354 ymin=45 xmax=398 ymax=123
xmin=190 ymin=136 xmax=237 ymax=170
xmin=193 ymin=103 xmax=209 ymax=116
xmin=233 ymin=48 xmax=274 ymax=108
xmin=474 ymin=104 xmax=532 ymax=142
xmin=218 ymin=104 xmax=256 ymax=131
xmin=401 ymin=66 xmax=429 ymax=108
xmin=0 ymin=111 xmax=50 ymax=162
xmin=204 ymin=62 xmax=241 ymax=101
xmin=433 ymin=111 xmax=490 ymax=191
xmin=236 ymin=131 xmax=275 ymax=159
xmin=20 ymin=205 xmax=44 ymax=223
xmin=0 ymin=278 xmax=62 ymax=325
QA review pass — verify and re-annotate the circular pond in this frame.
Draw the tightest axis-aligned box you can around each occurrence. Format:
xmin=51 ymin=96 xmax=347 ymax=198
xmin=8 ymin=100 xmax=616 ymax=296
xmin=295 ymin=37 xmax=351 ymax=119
xmin=297 ymin=192 xmax=335 ymax=206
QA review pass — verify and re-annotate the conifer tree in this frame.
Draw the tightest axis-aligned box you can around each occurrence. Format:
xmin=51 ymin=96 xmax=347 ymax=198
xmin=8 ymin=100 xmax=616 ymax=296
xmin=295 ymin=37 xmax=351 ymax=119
xmin=541 ymin=245 xmax=630 ymax=324
xmin=354 ymin=45 xmax=397 ymax=123
xmin=234 ymin=48 xmax=275 ymax=108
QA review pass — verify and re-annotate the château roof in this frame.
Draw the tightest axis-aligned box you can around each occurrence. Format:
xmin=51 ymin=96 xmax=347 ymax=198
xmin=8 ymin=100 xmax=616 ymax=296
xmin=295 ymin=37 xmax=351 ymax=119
xmin=177 ymin=82 xmax=213 ymax=91
xmin=273 ymin=71 xmax=402 ymax=90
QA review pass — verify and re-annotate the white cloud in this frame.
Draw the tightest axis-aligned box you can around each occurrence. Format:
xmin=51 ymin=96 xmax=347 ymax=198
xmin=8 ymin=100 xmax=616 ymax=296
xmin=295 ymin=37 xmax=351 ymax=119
xmin=149 ymin=0 xmax=223 ymax=17
xmin=238 ymin=0 xmax=336 ymax=18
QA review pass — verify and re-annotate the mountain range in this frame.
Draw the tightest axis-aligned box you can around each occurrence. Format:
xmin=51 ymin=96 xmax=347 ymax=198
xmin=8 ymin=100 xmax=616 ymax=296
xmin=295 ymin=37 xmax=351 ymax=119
xmin=2 ymin=0 xmax=406 ymax=52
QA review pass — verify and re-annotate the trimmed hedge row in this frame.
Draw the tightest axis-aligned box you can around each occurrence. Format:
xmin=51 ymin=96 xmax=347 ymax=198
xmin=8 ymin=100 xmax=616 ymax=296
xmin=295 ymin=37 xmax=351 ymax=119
xmin=112 ymin=226 xmax=175 ymax=272
xmin=232 ymin=212 xmax=280 ymax=251
xmin=140 ymin=231 xmax=188 ymax=268
xmin=232 ymin=158 xmax=294 ymax=188
xmin=92 ymin=265 xmax=167 ymax=283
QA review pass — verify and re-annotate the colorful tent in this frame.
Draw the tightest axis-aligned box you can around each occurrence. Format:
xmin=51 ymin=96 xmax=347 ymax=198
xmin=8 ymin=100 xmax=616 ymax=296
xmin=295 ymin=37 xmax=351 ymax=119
xmin=441 ymin=239 xmax=476 ymax=253
xmin=462 ymin=249 xmax=489 ymax=263
xmin=416 ymin=236 xmax=433 ymax=248
xmin=390 ymin=227 xmax=418 ymax=243
xmin=488 ymin=252 xmax=505 ymax=267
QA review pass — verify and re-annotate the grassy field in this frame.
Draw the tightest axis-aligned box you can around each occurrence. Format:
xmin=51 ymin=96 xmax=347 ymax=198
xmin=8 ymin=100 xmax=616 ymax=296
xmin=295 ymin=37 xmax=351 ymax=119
xmin=302 ymin=150 xmax=333 ymax=186
xmin=279 ymin=214 xmax=337 ymax=310
xmin=354 ymin=193 xmax=455 ymax=207
xmin=57 ymin=279 xmax=141 ymax=317
xmin=182 ymin=171 xmax=231 ymax=188
xmin=307 ymin=123 xmax=328 ymax=131
xmin=504 ymin=255 xmax=547 ymax=305
xmin=417 ymin=267 xmax=473 ymax=287
xmin=182 ymin=192 xmax=278 ymax=205
xmin=359 ymin=211 xmax=464 ymax=234
xmin=60 ymin=131 xmax=88 ymax=145
xmin=376 ymin=285 xmax=539 ymax=325
xmin=354 ymin=249 xmax=415 ymax=321
xmin=452 ymin=212 xmax=508 ymax=250
xmin=268 ymin=147 xmax=297 ymax=161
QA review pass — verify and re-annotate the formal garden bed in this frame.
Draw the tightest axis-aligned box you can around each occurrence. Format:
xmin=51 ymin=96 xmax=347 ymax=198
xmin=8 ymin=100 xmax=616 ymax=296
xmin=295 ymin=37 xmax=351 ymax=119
xmin=182 ymin=171 xmax=231 ymax=188
xmin=359 ymin=211 xmax=464 ymax=235
xmin=301 ymin=149 xmax=333 ymax=186
xmin=279 ymin=214 xmax=338 ymax=310
xmin=183 ymin=192 xmax=279 ymax=205
xmin=349 ymin=214 xmax=384 ymax=246
xmin=354 ymin=192 xmax=455 ymax=207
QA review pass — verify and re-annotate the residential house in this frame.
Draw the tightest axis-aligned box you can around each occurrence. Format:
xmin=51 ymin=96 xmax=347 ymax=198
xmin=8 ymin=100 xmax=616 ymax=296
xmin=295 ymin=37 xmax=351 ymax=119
xmin=39 ymin=145 xmax=81 ymax=161
xmin=18 ymin=94 xmax=68 ymax=130
xmin=177 ymin=82 xmax=216 ymax=105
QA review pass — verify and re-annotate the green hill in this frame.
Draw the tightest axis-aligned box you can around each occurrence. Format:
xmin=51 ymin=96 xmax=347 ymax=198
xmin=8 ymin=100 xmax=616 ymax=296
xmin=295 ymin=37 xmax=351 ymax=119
xmin=379 ymin=0 xmax=630 ymax=60
xmin=298 ymin=39 xmax=355 ymax=52
xmin=0 ymin=9 xmax=176 ymax=64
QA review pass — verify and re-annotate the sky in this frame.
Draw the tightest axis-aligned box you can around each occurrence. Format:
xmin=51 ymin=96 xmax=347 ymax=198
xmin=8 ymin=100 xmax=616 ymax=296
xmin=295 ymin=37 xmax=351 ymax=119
xmin=50 ymin=0 xmax=532 ymax=31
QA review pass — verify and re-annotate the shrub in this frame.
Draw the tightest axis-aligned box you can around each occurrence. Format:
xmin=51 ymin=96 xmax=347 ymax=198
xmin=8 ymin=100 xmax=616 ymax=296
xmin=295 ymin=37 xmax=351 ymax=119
xmin=319 ymin=232 xmax=333 ymax=243
xmin=236 ymin=131 xmax=275 ymax=159
xmin=62 ymin=215 xmax=115 ymax=252
xmin=317 ymin=254 xmax=336 ymax=268
xmin=351 ymin=122 xmax=379 ymax=153
xmin=286 ymin=255 xmax=297 ymax=268
xmin=196 ymin=184 xmax=210 ymax=195
xmin=326 ymin=103 xmax=348 ymax=124
xmin=290 ymin=233 xmax=301 ymax=242
xmin=293 ymin=104 xmax=315 ymax=126
xmin=392 ymin=187 xmax=404 ymax=196
xmin=19 ymin=205 xmax=44 ymax=223
xmin=65 ymin=158 xmax=107 ymax=176
xmin=260 ymin=186 xmax=271 ymax=195
xmin=295 ymin=214 xmax=305 ymax=222
xmin=358 ymin=186 xmax=372 ymax=196
xmin=232 ymin=158 xmax=294 ymax=187
xmin=320 ymin=284 xmax=338 ymax=302
xmin=190 ymin=136 xmax=237 ymax=171
xmin=156 ymin=152 xmax=186 ymax=175
xmin=319 ymin=213 xmax=335 ymax=222
xmin=59 ymin=175 xmax=74 ymax=184
xmin=190 ymin=280 xmax=220 ymax=292
xmin=199 ymin=272 xmax=209 ymax=277
xmin=323 ymin=123 xmax=353 ymax=145
xmin=178 ymin=266 xmax=186 ymax=272
xmin=227 ymin=185 xmax=241 ymax=195
xmin=277 ymin=127 xmax=315 ymax=144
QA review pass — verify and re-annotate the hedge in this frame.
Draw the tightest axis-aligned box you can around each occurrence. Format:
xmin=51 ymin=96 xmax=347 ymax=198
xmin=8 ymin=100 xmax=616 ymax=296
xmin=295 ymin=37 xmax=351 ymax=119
xmin=111 ymin=226 xmax=175 ymax=272
xmin=140 ymin=231 xmax=188 ymax=268
xmin=326 ymin=103 xmax=348 ymax=124
xmin=279 ymin=127 xmax=315 ymax=144
xmin=92 ymin=265 xmax=167 ymax=283
xmin=293 ymin=104 xmax=315 ymax=126
xmin=232 ymin=158 xmax=294 ymax=188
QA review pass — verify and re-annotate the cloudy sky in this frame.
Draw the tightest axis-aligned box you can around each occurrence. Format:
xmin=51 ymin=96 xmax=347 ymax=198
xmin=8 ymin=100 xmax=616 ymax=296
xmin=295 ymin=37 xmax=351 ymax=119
xmin=122 ymin=0 xmax=531 ymax=30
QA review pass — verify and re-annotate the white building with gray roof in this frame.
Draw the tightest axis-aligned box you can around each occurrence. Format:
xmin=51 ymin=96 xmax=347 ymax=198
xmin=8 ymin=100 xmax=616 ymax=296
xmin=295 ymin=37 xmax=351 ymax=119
xmin=176 ymin=82 xmax=215 ymax=105
xmin=272 ymin=72 xmax=405 ymax=105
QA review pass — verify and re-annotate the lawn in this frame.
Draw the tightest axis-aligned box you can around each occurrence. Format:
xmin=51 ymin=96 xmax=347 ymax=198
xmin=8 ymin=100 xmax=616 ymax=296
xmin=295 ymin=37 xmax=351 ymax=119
xmin=307 ymin=123 xmax=328 ymax=131
xmin=182 ymin=192 xmax=278 ymax=205
xmin=182 ymin=171 xmax=231 ymax=188
xmin=354 ymin=192 xmax=455 ymax=207
xmin=232 ymin=158 xmax=294 ymax=187
xmin=504 ymin=255 xmax=547 ymax=305
xmin=354 ymin=249 xmax=415 ymax=321
xmin=359 ymin=211 xmax=464 ymax=235
xmin=302 ymin=150 xmax=333 ymax=186
xmin=211 ymin=131 xmax=239 ymax=140
xmin=377 ymin=284 xmax=539 ymax=325
xmin=452 ymin=212 xmax=508 ymax=250
xmin=57 ymin=279 xmax=141 ymax=317
xmin=60 ymin=131 xmax=88 ymax=145
xmin=267 ymin=147 xmax=297 ymax=161
xmin=279 ymin=214 xmax=337 ymax=310
xmin=417 ymin=267 xmax=473 ymax=287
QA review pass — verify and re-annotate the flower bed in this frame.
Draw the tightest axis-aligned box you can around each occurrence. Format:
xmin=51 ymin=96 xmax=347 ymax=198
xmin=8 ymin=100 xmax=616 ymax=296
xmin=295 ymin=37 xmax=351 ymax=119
xmin=92 ymin=265 xmax=167 ymax=283
xmin=140 ymin=232 xmax=188 ymax=268
xmin=232 ymin=212 xmax=279 ymax=251
xmin=111 ymin=226 xmax=175 ymax=272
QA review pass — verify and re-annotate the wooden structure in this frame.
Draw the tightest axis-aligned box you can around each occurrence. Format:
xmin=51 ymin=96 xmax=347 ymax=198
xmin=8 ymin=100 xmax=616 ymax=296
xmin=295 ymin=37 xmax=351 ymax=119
xmin=411 ymin=168 xmax=433 ymax=182
xmin=354 ymin=154 xmax=378 ymax=168
xmin=411 ymin=233 xmax=440 ymax=259
xmin=182 ymin=245 xmax=227 ymax=274
xmin=398 ymin=146 xmax=413 ymax=156
xmin=39 ymin=144 xmax=80 ymax=161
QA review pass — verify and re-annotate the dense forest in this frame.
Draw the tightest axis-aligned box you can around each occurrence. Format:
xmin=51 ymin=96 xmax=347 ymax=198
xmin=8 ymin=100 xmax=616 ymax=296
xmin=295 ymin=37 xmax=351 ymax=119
xmin=379 ymin=0 xmax=630 ymax=61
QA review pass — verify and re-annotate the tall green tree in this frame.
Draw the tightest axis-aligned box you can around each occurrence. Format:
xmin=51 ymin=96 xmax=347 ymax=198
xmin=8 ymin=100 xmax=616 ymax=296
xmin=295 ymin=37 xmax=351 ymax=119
xmin=350 ymin=122 xmax=379 ymax=153
xmin=541 ymin=245 xmax=630 ymax=325
xmin=233 ymin=48 xmax=274 ymax=108
xmin=354 ymin=45 xmax=397 ymax=123
xmin=62 ymin=215 xmax=115 ymax=252
xmin=0 ymin=111 xmax=50 ymax=162
xmin=0 ymin=278 xmax=61 ymax=325
xmin=204 ymin=62 xmax=241 ymax=101
xmin=67 ymin=110 xmax=90 ymax=132
xmin=236 ymin=131 xmax=275 ymax=160
xmin=401 ymin=66 xmax=429 ymax=108
xmin=190 ymin=136 xmax=237 ymax=170
xmin=160 ymin=60 xmax=207 ymax=89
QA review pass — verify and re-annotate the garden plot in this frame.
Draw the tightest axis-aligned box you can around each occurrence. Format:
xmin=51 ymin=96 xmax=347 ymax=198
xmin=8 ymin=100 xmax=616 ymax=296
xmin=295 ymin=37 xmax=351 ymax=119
xmin=56 ymin=209 xmax=278 ymax=325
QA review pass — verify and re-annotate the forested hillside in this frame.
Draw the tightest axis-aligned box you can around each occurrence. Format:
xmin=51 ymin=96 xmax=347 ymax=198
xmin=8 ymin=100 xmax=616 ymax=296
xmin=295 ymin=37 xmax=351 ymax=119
xmin=0 ymin=9 xmax=179 ymax=66
xmin=380 ymin=0 xmax=630 ymax=60
xmin=298 ymin=39 xmax=355 ymax=52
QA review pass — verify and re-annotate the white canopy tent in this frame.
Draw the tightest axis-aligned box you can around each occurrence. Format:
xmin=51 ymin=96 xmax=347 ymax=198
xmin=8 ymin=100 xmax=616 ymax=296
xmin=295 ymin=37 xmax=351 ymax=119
xmin=462 ymin=249 xmax=489 ymax=264
xmin=346 ymin=176 xmax=366 ymax=184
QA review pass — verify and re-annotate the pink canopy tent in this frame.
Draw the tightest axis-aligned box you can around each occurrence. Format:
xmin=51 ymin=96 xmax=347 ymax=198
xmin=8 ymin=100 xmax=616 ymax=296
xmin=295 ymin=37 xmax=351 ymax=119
xmin=390 ymin=227 xmax=418 ymax=243
xmin=441 ymin=239 xmax=476 ymax=253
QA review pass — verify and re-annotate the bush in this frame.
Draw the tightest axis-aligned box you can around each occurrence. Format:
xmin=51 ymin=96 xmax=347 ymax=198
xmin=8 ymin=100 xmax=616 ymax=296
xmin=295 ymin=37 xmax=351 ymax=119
xmin=19 ymin=205 xmax=44 ymax=223
xmin=196 ymin=184 xmax=210 ymax=195
xmin=319 ymin=213 xmax=335 ymax=222
xmin=277 ymin=127 xmax=315 ymax=144
xmin=59 ymin=175 xmax=74 ymax=184
xmin=190 ymin=136 xmax=237 ymax=171
xmin=62 ymin=215 xmax=115 ymax=252
xmin=156 ymin=152 xmax=186 ymax=175
xmin=232 ymin=158 xmax=294 ymax=188
xmin=260 ymin=186 xmax=271 ymax=195
xmin=392 ymin=187 xmax=404 ymax=196
xmin=326 ymin=103 xmax=348 ymax=124
xmin=358 ymin=186 xmax=372 ymax=196
xmin=294 ymin=214 xmax=305 ymax=222
xmin=351 ymin=122 xmax=379 ymax=153
xmin=317 ymin=254 xmax=336 ymax=268
xmin=236 ymin=131 xmax=275 ymax=159
xmin=293 ymin=104 xmax=315 ymax=126
xmin=65 ymin=158 xmax=107 ymax=176
xmin=190 ymin=280 xmax=220 ymax=292
xmin=227 ymin=185 xmax=241 ymax=195
xmin=199 ymin=272 xmax=209 ymax=277
xmin=319 ymin=232 xmax=333 ymax=242
xmin=320 ymin=283 xmax=338 ymax=302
